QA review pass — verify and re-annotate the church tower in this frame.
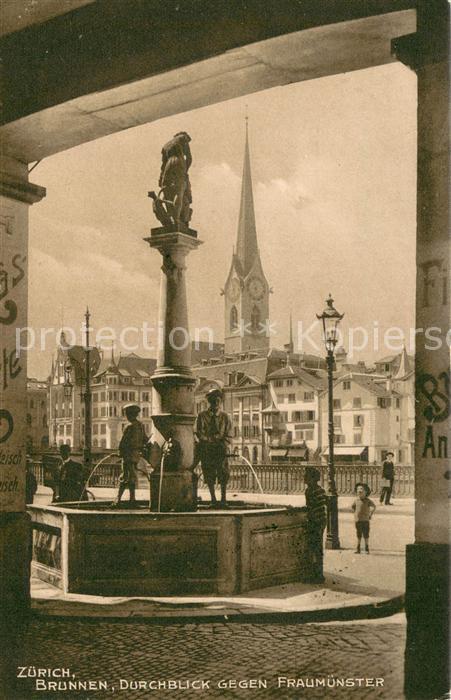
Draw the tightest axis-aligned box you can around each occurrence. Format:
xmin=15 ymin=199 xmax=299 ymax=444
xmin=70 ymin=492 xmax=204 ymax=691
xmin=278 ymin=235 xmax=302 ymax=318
xmin=224 ymin=121 xmax=270 ymax=355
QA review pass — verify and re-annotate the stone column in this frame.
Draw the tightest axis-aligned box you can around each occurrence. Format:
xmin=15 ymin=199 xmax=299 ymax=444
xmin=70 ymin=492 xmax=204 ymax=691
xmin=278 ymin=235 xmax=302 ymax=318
xmin=145 ymin=229 xmax=202 ymax=511
xmin=393 ymin=2 xmax=449 ymax=697
xmin=0 ymin=156 xmax=45 ymax=647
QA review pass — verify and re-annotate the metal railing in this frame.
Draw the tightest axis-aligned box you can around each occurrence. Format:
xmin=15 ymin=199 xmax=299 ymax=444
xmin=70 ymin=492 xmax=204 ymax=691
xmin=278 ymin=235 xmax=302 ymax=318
xmin=31 ymin=459 xmax=414 ymax=497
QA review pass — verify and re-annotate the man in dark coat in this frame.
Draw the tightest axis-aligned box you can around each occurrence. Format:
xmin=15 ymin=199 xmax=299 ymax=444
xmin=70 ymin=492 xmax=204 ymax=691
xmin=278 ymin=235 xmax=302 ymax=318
xmin=380 ymin=451 xmax=395 ymax=505
xmin=112 ymin=404 xmax=149 ymax=507
xmin=58 ymin=444 xmax=85 ymax=503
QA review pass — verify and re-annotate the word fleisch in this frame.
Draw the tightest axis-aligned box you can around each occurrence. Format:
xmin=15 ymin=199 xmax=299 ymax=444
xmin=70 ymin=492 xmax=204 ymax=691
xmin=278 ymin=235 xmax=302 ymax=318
xmin=0 ymin=476 xmax=18 ymax=492
xmin=0 ymin=449 xmax=22 ymax=465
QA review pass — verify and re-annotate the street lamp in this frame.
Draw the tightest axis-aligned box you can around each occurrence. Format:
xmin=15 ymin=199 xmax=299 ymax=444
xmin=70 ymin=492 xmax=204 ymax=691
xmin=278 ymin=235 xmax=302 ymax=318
xmin=317 ymin=294 xmax=344 ymax=550
xmin=82 ymin=308 xmax=92 ymax=471
xmin=61 ymin=309 xmax=93 ymax=469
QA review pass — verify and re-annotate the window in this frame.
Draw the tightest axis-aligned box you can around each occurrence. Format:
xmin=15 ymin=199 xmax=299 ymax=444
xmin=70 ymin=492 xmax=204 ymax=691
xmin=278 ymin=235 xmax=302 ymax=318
xmin=252 ymin=446 xmax=258 ymax=463
xmin=343 ymin=381 xmax=351 ymax=390
xmin=142 ymin=392 xmax=149 ymax=402
xmin=354 ymin=414 xmax=364 ymax=427
xmin=333 ymin=399 xmax=341 ymax=409
xmin=100 ymin=392 xmax=106 ymax=402
xmin=65 ymin=424 xmax=72 ymax=435
xmin=396 ymin=415 xmax=400 ymax=422
xmin=334 ymin=434 xmax=345 ymax=444
xmin=304 ymin=391 xmax=314 ymax=401
xmin=142 ymin=407 xmax=149 ymax=417
xmin=280 ymin=412 xmax=289 ymax=422
xmin=292 ymin=411 xmax=301 ymax=422
xmin=93 ymin=407 xmax=98 ymax=418
xmin=333 ymin=415 xmax=342 ymax=429
xmin=121 ymin=392 xmax=128 ymax=401
xmin=353 ymin=433 xmax=362 ymax=444
xmin=26 ymin=413 xmax=32 ymax=426
xmin=396 ymin=398 xmax=400 ymax=408
xmin=230 ymin=305 xmax=238 ymax=331
xmin=101 ymin=407 xmax=106 ymax=417
xmin=100 ymin=439 xmax=107 ymax=448
xmin=274 ymin=379 xmax=283 ymax=388
xmin=251 ymin=305 xmax=260 ymax=331
xmin=30 ymin=399 xmax=34 ymax=409
xmin=108 ymin=391 xmax=113 ymax=400
xmin=377 ymin=398 xmax=391 ymax=408
xmin=100 ymin=424 xmax=106 ymax=435
xmin=288 ymin=393 xmax=296 ymax=403
xmin=129 ymin=392 xmax=136 ymax=401
xmin=93 ymin=424 xmax=98 ymax=435
xmin=286 ymin=378 xmax=293 ymax=387
xmin=353 ymin=397 xmax=361 ymax=408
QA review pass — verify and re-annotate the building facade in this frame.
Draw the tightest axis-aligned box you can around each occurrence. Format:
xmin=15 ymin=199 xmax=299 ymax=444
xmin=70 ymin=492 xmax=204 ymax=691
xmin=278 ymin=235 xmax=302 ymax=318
xmin=26 ymin=378 xmax=49 ymax=452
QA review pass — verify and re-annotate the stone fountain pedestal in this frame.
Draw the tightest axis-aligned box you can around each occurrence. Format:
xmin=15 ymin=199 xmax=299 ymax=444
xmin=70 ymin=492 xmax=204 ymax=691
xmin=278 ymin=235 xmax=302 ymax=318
xmin=144 ymin=227 xmax=201 ymax=512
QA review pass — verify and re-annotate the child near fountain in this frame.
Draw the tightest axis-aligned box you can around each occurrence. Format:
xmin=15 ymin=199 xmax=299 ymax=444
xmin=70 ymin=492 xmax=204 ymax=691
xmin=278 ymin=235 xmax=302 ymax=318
xmin=351 ymin=482 xmax=376 ymax=554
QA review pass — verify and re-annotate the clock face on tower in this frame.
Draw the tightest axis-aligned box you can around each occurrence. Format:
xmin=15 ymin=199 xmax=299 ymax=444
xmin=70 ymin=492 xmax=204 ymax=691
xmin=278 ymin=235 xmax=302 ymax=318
xmin=228 ymin=278 xmax=241 ymax=302
xmin=247 ymin=275 xmax=265 ymax=301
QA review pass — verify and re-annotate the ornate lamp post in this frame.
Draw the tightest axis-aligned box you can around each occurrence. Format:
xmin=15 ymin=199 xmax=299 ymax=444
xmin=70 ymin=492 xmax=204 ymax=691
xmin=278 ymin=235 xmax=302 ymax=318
xmin=61 ymin=308 xmax=92 ymax=469
xmin=317 ymin=294 xmax=344 ymax=550
xmin=82 ymin=308 xmax=92 ymax=471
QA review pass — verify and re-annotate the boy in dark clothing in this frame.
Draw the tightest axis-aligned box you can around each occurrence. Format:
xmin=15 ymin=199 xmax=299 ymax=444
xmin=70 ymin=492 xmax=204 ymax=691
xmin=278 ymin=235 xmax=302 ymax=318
xmin=304 ymin=466 xmax=328 ymax=583
xmin=58 ymin=444 xmax=85 ymax=502
xmin=352 ymin=482 xmax=376 ymax=554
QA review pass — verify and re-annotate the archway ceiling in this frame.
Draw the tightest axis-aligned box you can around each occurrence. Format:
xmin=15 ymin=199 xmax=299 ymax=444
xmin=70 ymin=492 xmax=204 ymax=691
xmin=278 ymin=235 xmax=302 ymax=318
xmin=0 ymin=5 xmax=415 ymax=163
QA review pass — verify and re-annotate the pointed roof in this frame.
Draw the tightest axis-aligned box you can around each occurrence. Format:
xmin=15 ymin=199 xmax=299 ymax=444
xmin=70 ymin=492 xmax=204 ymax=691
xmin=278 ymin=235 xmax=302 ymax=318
xmin=394 ymin=347 xmax=412 ymax=379
xmin=235 ymin=120 xmax=260 ymax=277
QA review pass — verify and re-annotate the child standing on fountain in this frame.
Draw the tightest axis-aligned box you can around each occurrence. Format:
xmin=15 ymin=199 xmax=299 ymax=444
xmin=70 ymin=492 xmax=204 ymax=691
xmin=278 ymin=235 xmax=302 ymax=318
xmin=113 ymin=404 xmax=149 ymax=507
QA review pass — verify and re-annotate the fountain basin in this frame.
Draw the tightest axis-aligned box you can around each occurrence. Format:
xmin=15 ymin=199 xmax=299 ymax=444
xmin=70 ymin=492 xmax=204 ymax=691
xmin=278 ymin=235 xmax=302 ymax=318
xmin=28 ymin=502 xmax=314 ymax=596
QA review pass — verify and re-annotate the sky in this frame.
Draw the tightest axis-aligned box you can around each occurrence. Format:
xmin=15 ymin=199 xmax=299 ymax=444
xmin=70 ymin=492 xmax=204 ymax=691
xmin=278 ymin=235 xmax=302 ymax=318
xmin=27 ymin=62 xmax=417 ymax=379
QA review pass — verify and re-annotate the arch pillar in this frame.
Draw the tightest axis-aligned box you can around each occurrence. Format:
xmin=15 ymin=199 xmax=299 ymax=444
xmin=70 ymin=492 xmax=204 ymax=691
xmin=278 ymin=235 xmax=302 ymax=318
xmin=0 ymin=155 xmax=45 ymax=621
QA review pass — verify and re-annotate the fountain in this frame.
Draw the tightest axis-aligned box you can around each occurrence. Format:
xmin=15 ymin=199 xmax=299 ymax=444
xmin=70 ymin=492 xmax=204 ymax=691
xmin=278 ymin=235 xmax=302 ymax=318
xmin=28 ymin=133 xmax=314 ymax=596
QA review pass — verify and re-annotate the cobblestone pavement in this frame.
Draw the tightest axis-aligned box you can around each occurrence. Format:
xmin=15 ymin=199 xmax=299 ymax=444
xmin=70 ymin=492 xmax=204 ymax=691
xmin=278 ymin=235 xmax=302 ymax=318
xmin=8 ymin=615 xmax=406 ymax=700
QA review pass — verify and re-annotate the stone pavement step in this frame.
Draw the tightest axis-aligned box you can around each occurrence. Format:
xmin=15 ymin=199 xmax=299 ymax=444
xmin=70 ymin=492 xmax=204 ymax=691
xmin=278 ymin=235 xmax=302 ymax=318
xmin=10 ymin=614 xmax=408 ymax=699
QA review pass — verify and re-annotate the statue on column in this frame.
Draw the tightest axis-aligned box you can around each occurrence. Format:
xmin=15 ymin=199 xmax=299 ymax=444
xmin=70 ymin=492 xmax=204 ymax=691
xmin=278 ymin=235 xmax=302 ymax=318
xmin=148 ymin=131 xmax=193 ymax=231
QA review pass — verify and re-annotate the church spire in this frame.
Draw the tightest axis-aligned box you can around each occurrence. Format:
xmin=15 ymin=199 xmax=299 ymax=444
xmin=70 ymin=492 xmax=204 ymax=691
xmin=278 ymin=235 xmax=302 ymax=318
xmin=235 ymin=117 xmax=260 ymax=277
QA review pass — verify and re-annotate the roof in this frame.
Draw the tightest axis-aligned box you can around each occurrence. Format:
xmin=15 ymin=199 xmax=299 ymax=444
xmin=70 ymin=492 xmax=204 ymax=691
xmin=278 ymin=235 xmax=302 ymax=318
xmin=192 ymin=356 xmax=269 ymax=385
xmin=235 ymin=123 xmax=260 ymax=277
xmin=267 ymin=364 xmax=326 ymax=389
xmin=346 ymin=374 xmax=400 ymax=399
xmin=118 ymin=354 xmax=156 ymax=378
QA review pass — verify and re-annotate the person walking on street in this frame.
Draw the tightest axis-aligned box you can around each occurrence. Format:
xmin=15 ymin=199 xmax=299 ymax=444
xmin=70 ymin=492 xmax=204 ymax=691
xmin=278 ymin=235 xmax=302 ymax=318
xmin=194 ymin=388 xmax=232 ymax=508
xmin=303 ymin=466 xmax=328 ymax=583
xmin=380 ymin=451 xmax=395 ymax=505
xmin=352 ymin=482 xmax=376 ymax=554
xmin=112 ymin=404 xmax=149 ymax=508
xmin=25 ymin=456 xmax=38 ymax=504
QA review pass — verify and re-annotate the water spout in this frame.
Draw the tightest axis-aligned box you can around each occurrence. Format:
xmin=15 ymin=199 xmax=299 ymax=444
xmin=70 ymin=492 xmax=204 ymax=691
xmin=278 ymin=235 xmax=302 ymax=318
xmin=238 ymin=455 xmax=266 ymax=499
xmin=76 ymin=453 xmax=119 ymax=507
